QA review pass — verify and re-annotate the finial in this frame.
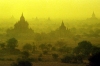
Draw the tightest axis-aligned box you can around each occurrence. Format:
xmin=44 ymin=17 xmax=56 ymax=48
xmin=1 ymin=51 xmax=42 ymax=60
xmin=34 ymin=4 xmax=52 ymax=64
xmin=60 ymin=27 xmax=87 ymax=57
xmin=20 ymin=12 xmax=25 ymax=21
xmin=62 ymin=20 xmax=64 ymax=25
xmin=92 ymin=11 xmax=95 ymax=18
xmin=21 ymin=12 xmax=23 ymax=17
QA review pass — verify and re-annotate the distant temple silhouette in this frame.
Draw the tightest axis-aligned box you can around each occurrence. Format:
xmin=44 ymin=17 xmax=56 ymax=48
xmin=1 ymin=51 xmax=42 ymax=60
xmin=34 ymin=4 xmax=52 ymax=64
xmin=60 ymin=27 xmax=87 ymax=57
xmin=92 ymin=12 xmax=96 ymax=18
xmin=59 ymin=21 xmax=67 ymax=31
xmin=6 ymin=11 xmax=99 ymax=40
xmin=14 ymin=13 xmax=29 ymax=32
xmin=49 ymin=21 xmax=70 ymax=39
xmin=87 ymin=12 xmax=98 ymax=20
xmin=57 ymin=21 xmax=69 ymax=33
xmin=7 ymin=13 xmax=34 ymax=38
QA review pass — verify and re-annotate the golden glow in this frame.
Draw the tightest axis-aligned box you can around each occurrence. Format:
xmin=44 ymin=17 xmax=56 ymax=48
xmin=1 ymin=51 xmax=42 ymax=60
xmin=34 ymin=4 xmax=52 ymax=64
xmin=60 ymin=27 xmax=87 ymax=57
xmin=0 ymin=0 xmax=100 ymax=19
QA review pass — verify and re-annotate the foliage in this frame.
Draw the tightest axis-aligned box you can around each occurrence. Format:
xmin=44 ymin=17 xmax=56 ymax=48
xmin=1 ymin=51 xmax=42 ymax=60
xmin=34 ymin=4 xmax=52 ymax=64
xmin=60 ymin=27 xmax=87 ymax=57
xmin=21 ymin=51 xmax=30 ymax=59
xmin=61 ymin=54 xmax=83 ymax=63
xmin=38 ymin=57 xmax=43 ymax=61
xmin=47 ymin=44 xmax=52 ymax=51
xmin=11 ymin=60 xmax=32 ymax=66
xmin=43 ymin=50 xmax=48 ymax=54
xmin=87 ymin=52 xmax=100 ymax=66
xmin=58 ymin=46 xmax=72 ymax=53
xmin=91 ymin=46 xmax=100 ymax=55
xmin=39 ymin=44 xmax=49 ymax=51
xmin=73 ymin=41 xmax=92 ymax=56
xmin=61 ymin=55 xmax=72 ymax=63
xmin=0 ymin=43 xmax=5 ymax=49
xmin=6 ymin=38 xmax=18 ymax=49
xmin=23 ymin=43 xmax=32 ymax=51
xmin=38 ymin=54 xmax=43 ymax=57
xmin=55 ymin=40 xmax=66 ymax=47
xmin=52 ymin=53 xmax=58 ymax=60
xmin=32 ymin=45 xmax=37 ymax=52
xmin=38 ymin=54 xmax=43 ymax=61
xmin=51 ymin=47 xmax=56 ymax=51
xmin=32 ymin=42 xmax=37 ymax=52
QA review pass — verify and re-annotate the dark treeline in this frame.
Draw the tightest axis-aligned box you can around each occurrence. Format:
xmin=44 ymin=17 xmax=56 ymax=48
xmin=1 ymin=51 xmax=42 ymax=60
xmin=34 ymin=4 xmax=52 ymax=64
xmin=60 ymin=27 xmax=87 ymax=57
xmin=0 ymin=37 xmax=100 ymax=64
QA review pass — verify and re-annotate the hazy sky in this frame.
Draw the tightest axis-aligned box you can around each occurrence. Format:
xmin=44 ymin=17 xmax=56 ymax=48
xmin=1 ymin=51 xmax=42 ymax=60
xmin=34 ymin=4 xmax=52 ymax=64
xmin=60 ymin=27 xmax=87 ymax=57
xmin=0 ymin=0 xmax=100 ymax=19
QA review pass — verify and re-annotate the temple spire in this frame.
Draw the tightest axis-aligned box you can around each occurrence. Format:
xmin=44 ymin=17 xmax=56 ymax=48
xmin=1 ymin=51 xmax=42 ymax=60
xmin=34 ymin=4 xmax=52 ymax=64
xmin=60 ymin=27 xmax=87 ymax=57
xmin=61 ymin=21 xmax=64 ymax=26
xmin=21 ymin=13 xmax=23 ymax=17
xmin=92 ymin=11 xmax=96 ymax=18
xmin=59 ymin=21 xmax=66 ymax=31
xmin=20 ymin=13 xmax=25 ymax=21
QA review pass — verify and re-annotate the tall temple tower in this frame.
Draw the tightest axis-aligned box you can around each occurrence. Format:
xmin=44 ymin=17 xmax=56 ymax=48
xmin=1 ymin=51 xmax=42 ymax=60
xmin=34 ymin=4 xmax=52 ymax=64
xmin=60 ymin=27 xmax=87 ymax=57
xmin=14 ymin=13 xmax=29 ymax=31
xmin=92 ymin=12 xmax=96 ymax=19
xmin=7 ymin=13 xmax=34 ymax=38
xmin=87 ymin=11 xmax=98 ymax=20
xmin=20 ymin=13 xmax=25 ymax=21
xmin=59 ymin=21 xmax=66 ymax=31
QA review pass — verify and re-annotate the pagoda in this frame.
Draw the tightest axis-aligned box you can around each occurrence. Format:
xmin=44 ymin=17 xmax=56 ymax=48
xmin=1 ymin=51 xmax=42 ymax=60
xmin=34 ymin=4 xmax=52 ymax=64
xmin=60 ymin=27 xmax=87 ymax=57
xmin=7 ymin=13 xmax=34 ymax=38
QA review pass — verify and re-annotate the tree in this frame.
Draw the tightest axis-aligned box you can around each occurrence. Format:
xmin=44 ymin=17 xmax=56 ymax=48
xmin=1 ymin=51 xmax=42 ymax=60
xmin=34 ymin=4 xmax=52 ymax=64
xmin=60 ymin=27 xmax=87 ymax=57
xmin=32 ymin=42 xmax=37 ymax=53
xmin=11 ymin=60 xmax=32 ymax=66
xmin=39 ymin=44 xmax=48 ymax=51
xmin=51 ymin=47 xmax=56 ymax=51
xmin=47 ymin=44 xmax=52 ymax=51
xmin=32 ymin=45 xmax=37 ymax=52
xmin=0 ymin=43 xmax=5 ymax=49
xmin=7 ymin=38 xmax=18 ymax=50
xmin=21 ymin=51 xmax=30 ymax=59
xmin=23 ymin=43 xmax=32 ymax=52
xmin=52 ymin=53 xmax=58 ymax=60
xmin=55 ymin=40 xmax=66 ymax=48
xmin=58 ymin=46 xmax=72 ymax=53
xmin=61 ymin=55 xmax=72 ymax=63
xmin=91 ymin=46 xmax=100 ymax=55
xmin=87 ymin=52 xmax=100 ymax=66
xmin=73 ymin=41 xmax=92 ymax=57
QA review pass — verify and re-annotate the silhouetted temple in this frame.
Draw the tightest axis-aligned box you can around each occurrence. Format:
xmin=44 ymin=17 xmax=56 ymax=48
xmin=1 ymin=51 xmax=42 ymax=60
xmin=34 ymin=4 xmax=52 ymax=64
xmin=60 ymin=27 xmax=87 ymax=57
xmin=58 ymin=21 xmax=69 ymax=34
xmin=7 ymin=13 xmax=34 ymax=38
xmin=59 ymin=21 xmax=67 ymax=32
xmin=49 ymin=21 xmax=70 ymax=39
xmin=87 ymin=12 xmax=98 ymax=20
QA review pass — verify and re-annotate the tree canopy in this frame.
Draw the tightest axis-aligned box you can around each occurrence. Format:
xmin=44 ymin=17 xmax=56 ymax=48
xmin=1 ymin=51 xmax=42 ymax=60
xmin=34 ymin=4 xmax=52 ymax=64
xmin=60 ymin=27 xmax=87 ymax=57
xmin=7 ymin=38 xmax=18 ymax=50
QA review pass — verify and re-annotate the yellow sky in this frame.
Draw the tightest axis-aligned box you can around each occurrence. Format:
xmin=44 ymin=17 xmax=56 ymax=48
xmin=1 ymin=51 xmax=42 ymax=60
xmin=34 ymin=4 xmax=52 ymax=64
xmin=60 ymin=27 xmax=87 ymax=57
xmin=0 ymin=0 xmax=100 ymax=19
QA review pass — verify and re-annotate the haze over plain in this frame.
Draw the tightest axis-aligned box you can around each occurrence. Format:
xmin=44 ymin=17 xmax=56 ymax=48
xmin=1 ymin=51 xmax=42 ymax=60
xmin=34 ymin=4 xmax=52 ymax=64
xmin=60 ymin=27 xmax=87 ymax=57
xmin=0 ymin=0 xmax=100 ymax=19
